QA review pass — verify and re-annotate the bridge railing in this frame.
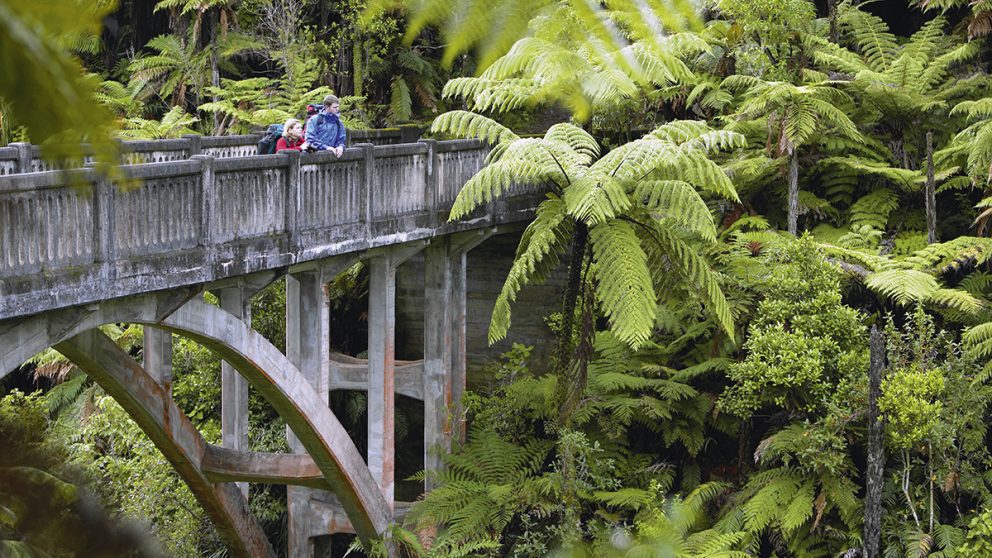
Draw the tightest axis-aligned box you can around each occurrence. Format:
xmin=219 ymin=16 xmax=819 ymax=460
xmin=0 ymin=139 xmax=540 ymax=320
xmin=0 ymin=127 xmax=425 ymax=175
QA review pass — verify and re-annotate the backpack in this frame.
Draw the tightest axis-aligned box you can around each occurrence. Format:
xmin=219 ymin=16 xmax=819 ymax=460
xmin=256 ymin=123 xmax=284 ymax=155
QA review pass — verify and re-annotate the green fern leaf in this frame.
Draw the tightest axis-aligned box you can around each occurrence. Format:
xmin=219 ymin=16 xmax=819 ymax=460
xmin=489 ymin=199 xmax=571 ymax=344
xmin=590 ymin=220 xmax=657 ymax=348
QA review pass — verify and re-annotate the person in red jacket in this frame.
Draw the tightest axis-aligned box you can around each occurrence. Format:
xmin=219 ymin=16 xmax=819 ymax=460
xmin=276 ymin=118 xmax=309 ymax=152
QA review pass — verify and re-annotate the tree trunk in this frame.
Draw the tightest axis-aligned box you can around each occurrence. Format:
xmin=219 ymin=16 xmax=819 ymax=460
xmin=209 ymin=9 xmax=220 ymax=132
xmin=788 ymin=151 xmax=799 ymax=235
xmin=828 ymin=0 xmax=839 ymax=43
xmin=926 ymin=131 xmax=937 ymax=244
xmin=553 ymin=222 xmax=588 ymax=419
xmin=865 ymin=325 xmax=885 ymax=558
xmin=353 ymin=37 xmax=365 ymax=98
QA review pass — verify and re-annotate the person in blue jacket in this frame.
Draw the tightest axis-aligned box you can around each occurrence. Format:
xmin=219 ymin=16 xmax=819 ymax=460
xmin=306 ymin=94 xmax=347 ymax=157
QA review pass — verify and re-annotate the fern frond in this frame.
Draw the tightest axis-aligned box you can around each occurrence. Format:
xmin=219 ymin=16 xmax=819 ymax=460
xmin=849 ymin=189 xmax=900 ymax=230
xmin=963 ymin=322 xmax=992 ymax=360
xmin=489 ymin=199 xmax=571 ymax=344
xmin=902 ymin=236 xmax=992 ymax=273
xmin=388 ymin=76 xmax=413 ymax=122
xmin=592 ymin=487 xmax=653 ymax=509
xmin=865 ymin=269 xmax=940 ymax=306
xmin=651 ymin=224 xmax=735 ymax=337
xmin=563 ymin=169 xmax=631 ymax=225
xmin=780 ymin=480 xmax=816 ymax=534
xmin=449 ymin=138 xmax=580 ymax=219
xmin=841 ymin=4 xmax=898 ymax=70
xmin=928 ymin=288 xmax=983 ymax=315
xmin=590 ymin=221 xmax=657 ymax=348
xmin=431 ymin=110 xmax=520 ymax=145
xmin=634 ymin=180 xmax=716 ymax=241
xmin=543 ymin=123 xmax=600 ymax=164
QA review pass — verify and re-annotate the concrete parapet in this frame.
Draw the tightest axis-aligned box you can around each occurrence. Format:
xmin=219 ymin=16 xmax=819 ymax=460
xmin=0 ymin=140 xmax=543 ymax=322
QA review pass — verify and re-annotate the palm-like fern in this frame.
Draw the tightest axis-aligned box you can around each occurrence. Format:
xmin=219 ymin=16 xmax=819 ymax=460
xmin=366 ymin=0 xmax=702 ymax=74
xmin=410 ymin=429 xmax=552 ymax=542
xmin=812 ymin=4 xmax=984 ymax=243
xmin=441 ymin=32 xmax=695 ymax=122
xmin=121 ymin=106 xmax=200 ymax=139
xmin=434 ymin=115 xmax=741 ymax=349
xmin=723 ymin=76 xmax=863 ymax=235
xmin=821 ymin=236 xmax=992 ymax=315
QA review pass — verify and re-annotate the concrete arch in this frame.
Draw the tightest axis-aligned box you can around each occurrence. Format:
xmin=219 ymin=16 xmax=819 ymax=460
xmin=55 ymin=330 xmax=276 ymax=558
xmin=0 ymin=291 xmax=391 ymax=545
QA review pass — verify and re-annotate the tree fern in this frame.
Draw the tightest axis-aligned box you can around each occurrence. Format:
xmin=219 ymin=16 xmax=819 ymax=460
xmin=634 ymin=180 xmax=716 ymax=242
xmin=589 ymin=221 xmax=657 ymax=348
xmin=430 ymin=109 xmax=520 ymax=145
xmin=563 ymin=169 xmax=632 ymax=225
xmin=649 ymin=224 xmax=735 ymax=338
xmin=489 ymin=199 xmax=572 ymax=344
xmin=388 ymin=76 xmax=413 ymax=122
xmin=839 ymin=2 xmax=898 ymax=70
xmin=411 ymin=429 xmax=551 ymax=542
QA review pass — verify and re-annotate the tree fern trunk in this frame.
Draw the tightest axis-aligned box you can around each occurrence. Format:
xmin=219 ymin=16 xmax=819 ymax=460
xmin=926 ymin=131 xmax=937 ymax=244
xmin=865 ymin=325 xmax=885 ymax=558
xmin=828 ymin=0 xmax=839 ymax=43
xmin=553 ymin=221 xmax=588 ymax=418
xmin=353 ymin=37 xmax=365 ymax=98
xmin=788 ymin=151 xmax=799 ymax=236
xmin=209 ymin=9 xmax=220 ymax=133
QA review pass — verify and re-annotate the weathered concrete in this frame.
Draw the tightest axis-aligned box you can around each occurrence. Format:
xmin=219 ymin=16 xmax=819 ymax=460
xmin=286 ymin=267 xmax=332 ymax=558
xmin=1 ymin=130 xmax=421 ymax=176
xmin=395 ymin=230 xmax=563 ymax=383
xmin=365 ymin=242 xmax=427 ymax=510
xmin=54 ymin=329 xmax=275 ymax=558
xmin=0 ymin=140 xmax=524 ymax=323
xmin=329 ymin=352 xmax=425 ymax=399
xmin=218 ymin=285 xmax=252 ymax=498
xmin=423 ymin=238 xmax=454 ymax=488
xmin=308 ymin=496 xmax=413 ymax=537
xmin=0 ymin=293 xmax=391 ymax=547
xmin=143 ymin=326 xmax=173 ymax=393
xmin=202 ymin=445 xmax=329 ymax=490
xmin=367 ymin=253 xmax=398 ymax=508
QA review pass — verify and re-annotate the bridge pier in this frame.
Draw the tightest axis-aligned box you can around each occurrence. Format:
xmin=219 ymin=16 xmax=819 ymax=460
xmin=218 ymin=285 xmax=252 ymax=498
xmin=286 ymin=267 xmax=332 ymax=558
xmin=366 ymin=243 xmax=425 ymax=508
xmin=143 ymin=327 xmax=173 ymax=393
xmin=422 ymin=231 xmax=491 ymax=487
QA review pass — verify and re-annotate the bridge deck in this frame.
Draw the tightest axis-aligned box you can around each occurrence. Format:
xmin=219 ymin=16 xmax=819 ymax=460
xmin=0 ymin=140 xmax=540 ymax=321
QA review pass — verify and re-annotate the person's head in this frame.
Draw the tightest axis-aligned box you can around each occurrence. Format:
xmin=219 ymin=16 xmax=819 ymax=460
xmin=322 ymin=94 xmax=340 ymax=115
xmin=283 ymin=118 xmax=303 ymax=139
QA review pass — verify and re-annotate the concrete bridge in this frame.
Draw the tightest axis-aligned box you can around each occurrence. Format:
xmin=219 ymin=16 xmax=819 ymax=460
xmin=0 ymin=135 xmax=543 ymax=557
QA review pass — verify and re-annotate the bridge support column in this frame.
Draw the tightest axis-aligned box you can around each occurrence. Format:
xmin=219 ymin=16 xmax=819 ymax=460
xmin=286 ymin=270 xmax=331 ymax=558
xmin=422 ymin=231 xmax=490 ymax=489
xmin=143 ymin=328 xmax=173 ymax=394
xmin=218 ymin=287 xmax=251 ymax=498
xmin=284 ymin=257 xmax=360 ymax=558
xmin=423 ymin=240 xmax=455 ymax=490
xmin=368 ymin=244 xmax=425 ymax=509
xmin=449 ymin=246 xmax=468 ymax=444
xmin=368 ymin=255 xmax=398 ymax=508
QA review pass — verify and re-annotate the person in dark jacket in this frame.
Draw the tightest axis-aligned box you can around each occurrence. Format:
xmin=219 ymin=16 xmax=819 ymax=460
xmin=305 ymin=94 xmax=346 ymax=157
xmin=276 ymin=118 xmax=308 ymax=152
